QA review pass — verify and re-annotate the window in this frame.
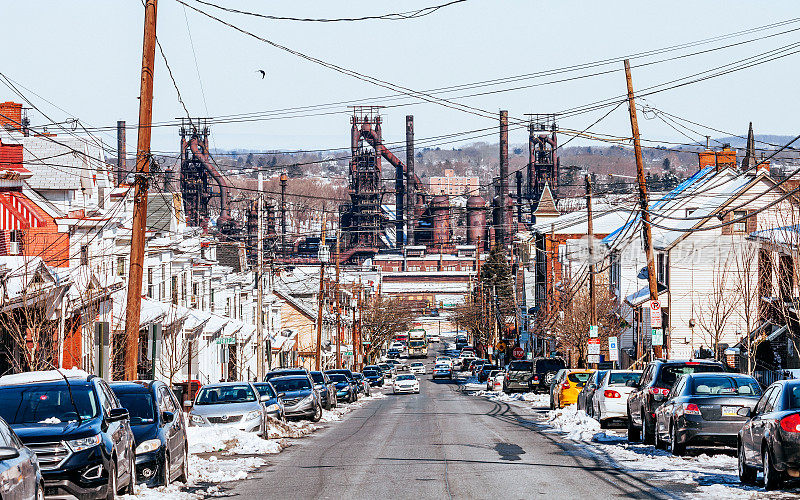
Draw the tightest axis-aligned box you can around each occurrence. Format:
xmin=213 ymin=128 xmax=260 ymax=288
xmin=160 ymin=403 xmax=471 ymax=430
xmin=147 ymin=267 xmax=154 ymax=298
xmin=685 ymin=208 xmax=697 ymax=217
xmin=117 ymin=256 xmax=126 ymax=276
xmin=610 ymin=251 xmax=621 ymax=296
xmin=733 ymin=210 xmax=748 ymax=234
xmin=657 ymin=253 xmax=669 ymax=287
xmin=172 ymin=276 xmax=178 ymax=304
xmin=80 ymin=245 xmax=89 ymax=266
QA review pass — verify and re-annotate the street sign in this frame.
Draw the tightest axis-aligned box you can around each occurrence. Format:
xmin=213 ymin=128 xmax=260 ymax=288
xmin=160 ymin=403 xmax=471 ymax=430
xmin=588 ymin=354 xmax=600 ymax=364
xmin=215 ymin=336 xmax=236 ymax=345
xmin=512 ymin=347 xmax=524 ymax=359
xmin=496 ymin=342 xmax=506 ymax=352
xmin=608 ymin=336 xmax=618 ymax=362
xmin=588 ymin=338 xmax=600 ymax=355
xmin=649 ymin=300 xmax=662 ymax=328
xmin=589 ymin=325 xmax=598 ymax=338
xmin=651 ymin=328 xmax=663 ymax=346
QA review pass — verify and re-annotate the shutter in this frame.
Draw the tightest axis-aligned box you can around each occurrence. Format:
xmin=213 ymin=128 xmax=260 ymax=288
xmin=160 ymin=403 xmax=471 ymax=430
xmin=746 ymin=210 xmax=757 ymax=233
xmin=721 ymin=211 xmax=732 ymax=235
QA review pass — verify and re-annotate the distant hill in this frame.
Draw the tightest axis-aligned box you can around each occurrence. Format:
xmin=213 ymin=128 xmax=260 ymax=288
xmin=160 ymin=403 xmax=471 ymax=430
xmin=712 ymin=134 xmax=794 ymax=149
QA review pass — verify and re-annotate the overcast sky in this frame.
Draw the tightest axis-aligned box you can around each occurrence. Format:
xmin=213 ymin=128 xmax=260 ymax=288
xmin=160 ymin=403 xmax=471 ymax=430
xmin=2 ymin=1 xmax=799 ymax=155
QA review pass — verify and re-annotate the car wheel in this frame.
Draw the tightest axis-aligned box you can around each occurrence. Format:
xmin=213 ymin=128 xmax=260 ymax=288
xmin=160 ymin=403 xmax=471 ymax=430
xmin=763 ymin=447 xmax=783 ymax=490
xmin=654 ymin=424 xmax=666 ymax=450
xmin=176 ymin=444 xmax=189 ymax=484
xmin=36 ymin=481 xmax=44 ymax=500
xmin=627 ymin=411 xmax=640 ymax=442
xmin=671 ymin=424 xmax=686 ymax=456
xmin=311 ymin=403 xmax=322 ymax=423
xmin=106 ymin=461 xmax=117 ymax=500
xmin=738 ymin=441 xmax=756 ymax=484
xmin=643 ymin=408 xmax=655 ymax=445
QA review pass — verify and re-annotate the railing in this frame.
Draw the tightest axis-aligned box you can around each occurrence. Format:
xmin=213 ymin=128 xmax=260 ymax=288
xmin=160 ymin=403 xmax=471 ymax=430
xmin=754 ymin=369 xmax=791 ymax=387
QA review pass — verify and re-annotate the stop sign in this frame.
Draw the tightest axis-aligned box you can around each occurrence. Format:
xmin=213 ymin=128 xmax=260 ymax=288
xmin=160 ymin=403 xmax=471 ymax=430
xmin=512 ymin=347 xmax=524 ymax=359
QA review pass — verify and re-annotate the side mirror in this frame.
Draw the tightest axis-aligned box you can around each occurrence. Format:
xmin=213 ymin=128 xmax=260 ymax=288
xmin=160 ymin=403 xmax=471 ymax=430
xmin=278 ymin=393 xmax=286 ymax=399
xmin=183 ymin=400 xmax=193 ymax=409
xmin=260 ymin=395 xmax=270 ymax=402
xmin=107 ymin=407 xmax=129 ymax=423
xmin=737 ymin=407 xmax=752 ymax=418
xmin=0 ymin=447 xmax=20 ymax=461
xmin=161 ymin=411 xmax=175 ymax=424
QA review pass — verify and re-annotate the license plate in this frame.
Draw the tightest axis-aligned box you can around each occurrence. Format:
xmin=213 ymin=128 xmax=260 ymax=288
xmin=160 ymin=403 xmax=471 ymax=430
xmin=722 ymin=406 xmax=738 ymax=417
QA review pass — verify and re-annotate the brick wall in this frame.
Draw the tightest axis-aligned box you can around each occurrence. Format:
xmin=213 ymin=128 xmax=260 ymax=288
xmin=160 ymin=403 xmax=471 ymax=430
xmin=0 ymin=102 xmax=22 ymax=131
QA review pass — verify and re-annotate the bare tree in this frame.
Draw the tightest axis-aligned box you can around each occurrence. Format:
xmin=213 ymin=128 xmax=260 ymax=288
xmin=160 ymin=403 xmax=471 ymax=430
xmin=360 ymin=297 xmax=416 ymax=362
xmin=696 ymin=255 xmax=740 ymax=360
xmin=731 ymin=241 xmax=761 ymax=374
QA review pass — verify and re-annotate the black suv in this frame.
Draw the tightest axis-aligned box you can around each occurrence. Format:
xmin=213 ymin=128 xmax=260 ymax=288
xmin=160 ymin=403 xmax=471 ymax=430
xmin=529 ymin=357 xmax=567 ymax=393
xmin=627 ymin=359 xmax=725 ymax=444
xmin=0 ymin=370 xmax=136 ymax=499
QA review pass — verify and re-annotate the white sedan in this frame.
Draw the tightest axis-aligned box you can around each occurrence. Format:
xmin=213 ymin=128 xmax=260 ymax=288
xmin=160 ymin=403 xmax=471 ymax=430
xmin=393 ymin=374 xmax=420 ymax=394
xmin=410 ymin=362 xmax=426 ymax=375
xmin=486 ymin=370 xmax=504 ymax=391
xmin=592 ymin=370 xmax=642 ymax=428
xmin=435 ymin=356 xmax=452 ymax=367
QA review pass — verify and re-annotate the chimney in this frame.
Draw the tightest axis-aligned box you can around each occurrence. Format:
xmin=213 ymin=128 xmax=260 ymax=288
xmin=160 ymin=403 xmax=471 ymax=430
xmin=495 ymin=110 xmax=508 ymax=247
xmin=0 ymin=102 xmax=23 ymax=132
xmin=117 ymin=120 xmax=126 ymax=185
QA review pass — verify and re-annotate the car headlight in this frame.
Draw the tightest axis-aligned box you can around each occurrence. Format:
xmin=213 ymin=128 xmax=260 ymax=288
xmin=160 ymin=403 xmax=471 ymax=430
xmin=265 ymin=404 xmax=280 ymax=413
xmin=67 ymin=434 xmax=101 ymax=452
xmin=301 ymin=394 xmax=314 ymax=404
xmin=190 ymin=414 xmax=205 ymax=425
xmin=135 ymin=439 xmax=162 ymax=455
xmin=244 ymin=411 xmax=261 ymax=421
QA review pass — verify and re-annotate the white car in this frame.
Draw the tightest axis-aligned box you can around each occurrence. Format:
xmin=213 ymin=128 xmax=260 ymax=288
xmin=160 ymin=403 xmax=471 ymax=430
xmin=393 ymin=374 xmax=420 ymax=394
xmin=435 ymin=356 xmax=452 ymax=367
xmin=486 ymin=370 xmax=504 ymax=391
xmin=592 ymin=370 xmax=643 ymax=428
xmin=390 ymin=341 xmax=404 ymax=351
xmin=409 ymin=362 xmax=426 ymax=375
xmin=428 ymin=333 xmax=440 ymax=343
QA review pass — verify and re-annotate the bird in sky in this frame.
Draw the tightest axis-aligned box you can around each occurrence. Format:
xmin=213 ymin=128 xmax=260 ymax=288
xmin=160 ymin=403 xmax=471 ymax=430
xmin=256 ymin=70 xmax=266 ymax=79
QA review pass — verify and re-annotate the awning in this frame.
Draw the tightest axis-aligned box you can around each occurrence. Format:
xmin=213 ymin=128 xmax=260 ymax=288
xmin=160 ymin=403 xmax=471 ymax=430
xmin=203 ymin=314 xmax=228 ymax=335
xmin=624 ymin=283 xmax=669 ymax=307
xmin=222 ymin=319 xmax=244 ymax=337
xmin=271 ymin=330 xmax=298 ymax=352
xmin=767 ymin=324 xmax=788 ymax=342
xmin=184 ymin=308 xmax=212 ymax=332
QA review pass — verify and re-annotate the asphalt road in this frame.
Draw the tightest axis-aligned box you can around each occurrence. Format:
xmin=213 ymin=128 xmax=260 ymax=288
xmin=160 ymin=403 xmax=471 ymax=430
xmin=228 ymin=354 xmax=672 ymax=499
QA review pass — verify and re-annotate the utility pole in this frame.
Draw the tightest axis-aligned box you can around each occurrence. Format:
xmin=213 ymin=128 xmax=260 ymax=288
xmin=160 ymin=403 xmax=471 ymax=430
xmin=335 ymin=231 xmax=342 ymax=369
xmin=280 ymin=172 xmax=287 ymax=256
xmin=315 ymin=218 xmax=327 ymax=370
xmin=624 ymin=59 xmax=661 ymax=360
xmin=256 ymin=173 xmax=264 ymax=380
xmin=406 ymin=115 xmax=415 ymax=245
xmin=586 ymin=175 xmax=597 ymax=369
xmin=124 ymin=0 xmax=157 ymax=381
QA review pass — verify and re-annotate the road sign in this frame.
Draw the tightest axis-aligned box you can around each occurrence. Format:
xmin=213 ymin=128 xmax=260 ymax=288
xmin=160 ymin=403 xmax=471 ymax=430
xmin=512 ymin=347 xmax=524 ymax=359
xmin=651 ymin=328 xmax=663 ymax=346
xmin=589 ymin=325 xmax=598 ymax=338
xmin=650 ymin=300 xmax=662 ymax=328
xmin=608 ymin=336 xmax=618 ymax=362
xmin=588 ymin=338 xmax=601 ymax=355
xmin=588 ymin=354 xmax=600 ymax=364
xmin=496 ymin=342 xmax=506 ymax=352
xmin=215 ymin=336 xmax=236 ymax=345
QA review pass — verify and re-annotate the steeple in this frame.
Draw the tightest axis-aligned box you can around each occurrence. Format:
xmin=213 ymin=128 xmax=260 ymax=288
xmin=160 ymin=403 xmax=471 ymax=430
xmin=741 ymin=122 xmax=756 ymax=170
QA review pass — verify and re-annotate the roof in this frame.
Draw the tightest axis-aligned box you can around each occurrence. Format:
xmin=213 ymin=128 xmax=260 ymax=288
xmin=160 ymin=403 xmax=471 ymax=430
xmin=532 ymin=204 xmax=633 ymax=236
xmin=533 ymin=182 xmax=559 ymax=216
xmin=0 ymin=368 xmax=90 ymax=386
xmin=23 ymin=134 xmax=108 ymax=191
xmin=748 ymin=225 xmax=800 ymax=248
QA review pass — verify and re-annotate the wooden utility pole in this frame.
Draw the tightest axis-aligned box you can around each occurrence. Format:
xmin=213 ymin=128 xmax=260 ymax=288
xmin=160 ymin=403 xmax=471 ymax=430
xmin=335 ymin=232 xmax=342 ymax=369
xmin=256 ymin=173 xmax=264 ymax=380
xmin=315 ymin=220 xmax=327 ymax=370
xmin=624 ymin=59 xmax=661 ymax=359
xmin=586 ymin=175 xmax=597 ymax=369
xmin=124 ymin=0 xmax=158 ymax=381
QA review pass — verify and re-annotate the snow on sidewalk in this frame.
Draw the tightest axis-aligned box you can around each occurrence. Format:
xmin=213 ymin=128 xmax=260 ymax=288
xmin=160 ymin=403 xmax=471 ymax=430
xmin=322 ymin=392 xmax=387 ymax=422
xmin=473 ymin=389 xmax=550 ymax=407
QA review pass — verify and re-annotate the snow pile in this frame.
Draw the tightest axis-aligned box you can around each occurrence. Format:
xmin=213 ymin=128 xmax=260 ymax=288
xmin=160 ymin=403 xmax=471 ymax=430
xmin=191 ymin=455 xmax=266 ymax=484
xmin=188 ymin=427 xmax=286 ymax=456
xmin=461 ymin=376 xmax=484 ymax=391
xmin=545 ymin=405 xmax=613 ymax=442
xmin=267 ymin=417 xmax=318 ymax=438
xmin=321 ymin=392 xmax=386 ymax=422
xmin=473 ymin=390 xmax=550 ymax=407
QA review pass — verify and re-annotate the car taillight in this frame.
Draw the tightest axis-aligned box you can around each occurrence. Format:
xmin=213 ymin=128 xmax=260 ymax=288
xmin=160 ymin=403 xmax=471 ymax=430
xmin=562 ymin=380 xmax=570 ymax=389
xmin=604 ymin=390 xmax=621 ymax=398
xmin=533 ymin=375 xmax=539 ymax=382
xmin=683 ymin=403 xmax=701 ymax=415
xmin=780 ymin=413 xmax=800 ymax=433
xmin=648 ymin=387 xmax=670 ymax=396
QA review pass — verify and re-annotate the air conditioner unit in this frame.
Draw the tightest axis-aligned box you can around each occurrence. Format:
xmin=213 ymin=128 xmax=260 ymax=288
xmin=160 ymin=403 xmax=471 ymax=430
xmin=9 ymin=242 xmax=19 ymax=255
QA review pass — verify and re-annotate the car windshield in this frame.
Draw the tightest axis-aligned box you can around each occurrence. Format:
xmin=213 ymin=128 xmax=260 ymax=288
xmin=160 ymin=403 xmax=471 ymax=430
xmin=535 ymin=359 xmax=565 ymax=372
xmin=691 ymin=376 xmax=761 ymax=396
xmin=0 ymin=384 xmax=99 ymax=424
xmin=310 ymin=373 xmax=324 ymax=384
xmin=396 ymin=375 xmax=415 ymax=381
xmin=253 ymin=384 xmax=276 ymax=398
xmin=568 ymin=372 xmax=592 ymax=384
xmin=659 ymin=364 xmax=724 ymax=388
xmin=608 ymin=372 xmax=642 ymax=386
xmin=353 ymin=374 xmax=364 ymax=380
xmin=114 ymin=392 xmax=156 ymax=425
xmin=196 ymin=385 xmax=256 ymax=405
xmin=363 ymin=370 xmax=378 ymax=377
xmin=508 ymin=361 xmax=532 ymax=371
xmin=271 ymin=378 xmax=312 ymax=392
xmin=411 ymin=363 xmax=423 ymax=367
xmin=327 ymin=374 xmax=348 ymax=383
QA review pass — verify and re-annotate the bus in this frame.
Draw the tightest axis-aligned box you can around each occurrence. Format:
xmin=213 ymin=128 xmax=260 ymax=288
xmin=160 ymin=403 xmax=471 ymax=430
xmin=407 ymin=328 xmax=428 ymax=358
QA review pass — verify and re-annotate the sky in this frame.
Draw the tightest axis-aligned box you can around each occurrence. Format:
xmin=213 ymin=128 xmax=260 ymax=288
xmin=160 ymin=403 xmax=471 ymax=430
xmin=2 ymin=1 xmax=799 ymax=156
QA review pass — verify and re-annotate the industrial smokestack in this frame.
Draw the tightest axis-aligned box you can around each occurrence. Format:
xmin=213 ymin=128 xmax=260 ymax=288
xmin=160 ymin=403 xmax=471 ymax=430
xmin=117 ymin=120 xmax=126 ymax=186
xmin=406 ymin=115 xmax=415 ymax=246
xmin=527 ymin=122 xmax=534 ymax=202
xmin=516 ymin=170 xmax=523 ymax=227
xmin=496 ymin=110 xmax=509 ymax=247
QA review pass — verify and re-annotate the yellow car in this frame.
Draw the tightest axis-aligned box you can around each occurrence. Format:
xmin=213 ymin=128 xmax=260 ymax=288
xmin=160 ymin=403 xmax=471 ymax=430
xmin=553 ymin=369 xmax=594 ymax=409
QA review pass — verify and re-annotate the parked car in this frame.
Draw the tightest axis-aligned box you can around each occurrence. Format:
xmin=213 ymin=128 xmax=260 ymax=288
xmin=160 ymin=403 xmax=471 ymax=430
xmin=432 ymin=364 xmax=453 ymax=380
xmin=326 ymin=373 xmax=357 ymax=403
xmin=435 ymin=356 xmax=453 ymax=367
xmin=268 ymin=376 xmax=322 ymax=422
xmin=393 ymin=374 xmax=420 ymax=394
xmin=352 ymin=373 xmax=371 ymax=397
xmin=549 ymin=369 xmax=570 ymax=409
xmin=386 ymin=349 xmax=401 ymax=360
xmin=362 ymin=369 xmax=384 ymax=387
xmin=188 ymin=382 xmax=270 ymax=434
xmin=738 ymin=379 xmax=800 ymax=489
xmin=486 ymin=370 xmax=503 ymax=391
xmin=552 ymin=370 xmax=594 ymax=409
xmin=251 ymin=382 xmax=287 ymax=421
xmin=455 ymin=336 xmax=468 ymax=350
xmin=325 ymin=369 xmax=360 ymax=398
xmin=390 ymin=341 xmax=405 ymax=351
xmin=110 ymin=381 xmax=189 ymax=487
xmin=591 ymin=370 xmax=642 ymax=428
xmin=428 ymin=333 xmax=440 ymax=343
xmin=627 ymin=359 xmax=725 ymax=444
xmin=529 ymin=357 xmax=567 ymax=394
xmin=0 ymin=370 xmax=136 ymax=499
xmin=309 ymin=371 xmax=337 ymax=410
xmin=363 ymin=365 xmax=384 ymax=378
xmin=576 ymin=370 xmax=607 ymax=417
xmin=264 ymin=368 xmax=310 ymax=382
xmin=504 ymin=360 xmax=534 ymax=393
xmin=410 ymin=362 xmax=426 ymax=375
xmin=454 ymin=356 xmax=477 ymax=372
xmin=477 ymin=365 xmax=499 ymax=383
xmin=0 ymin=415 xmax=43 ymax=500
xmin=654 ymin=373 xmax=761 ymax=456
xmin=378 ymin=363 xmax=395 ymax=380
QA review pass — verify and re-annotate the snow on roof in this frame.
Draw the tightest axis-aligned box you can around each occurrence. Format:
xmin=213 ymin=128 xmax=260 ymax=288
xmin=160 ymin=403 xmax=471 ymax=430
xmin=203 ymin=313 xmax=228 ymax=335
xmin=0 ymin=368 xmax=90 ymax=386
xmin=748 ymin=225 xmax=800 ymax=248
xmin=23 ymin=134 xmax=109 ymax=191
xmin=532 ymin=204 xmax=633 ymax=236
xmin=380 ymin=281 xmax=469 ymax=293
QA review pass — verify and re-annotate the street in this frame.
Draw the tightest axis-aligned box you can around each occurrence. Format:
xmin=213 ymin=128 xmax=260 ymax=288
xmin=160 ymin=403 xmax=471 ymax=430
xmin=227 ymin=351 xmax=668 ymax=499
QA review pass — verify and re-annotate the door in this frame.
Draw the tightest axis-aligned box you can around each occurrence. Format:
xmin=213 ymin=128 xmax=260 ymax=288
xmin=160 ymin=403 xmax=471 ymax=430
xmin=748 ymin=385 xmax=779 ymax=465
xmin=0 ymin=423 xmax=27 ymax=500
xmin=630 ymin=366 xmax=652 ymax=426
xmin=98 ymin=381 xmax=134 ymax=483
xmin=158 ymin=386 xmax=180 ymax=479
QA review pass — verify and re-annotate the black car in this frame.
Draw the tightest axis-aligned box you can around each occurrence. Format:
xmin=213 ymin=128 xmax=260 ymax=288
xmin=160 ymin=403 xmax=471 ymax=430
xmin=477 ymin=365 xmax=499 ymax=383
xmin=0 ymin=415 xmax=43 ymax=500
xmin=528 ymin=357 xmax=567 ymax=394
xmin=326 ymin=373 xmax=357 ymax=403
xmin=309 ymin=371 xmax=337 ymax=410
xmin=627 ymin=359 xmax=725 ymax=444
xmin=0 ymin=370 xmax=136 ymax=499
xmin=455 ymin=336 xmax=468 ymax=350
xmin=738 ymin=379 xmax=800 ymax=489
xmin=654 ymin=373 xmax=761 ymax=455
xmin=325 ymin=369 xmax=359 ymax=399
xmin=252 ymin=382 xmax=286 ymax=420
xmin=110 ymin=381 xmax=188 ymax=487
xmin=577 ymin=370 xmax=607 ymax=418
xmin=268 ymin=376 xmax=322 ymax=421
xmin=363 ymin=365 xmax=384 ymax=377
xmin=363 ymin=369 xmax=384 ymax=387
xmin=264 ymin=368 xmax=310 ymax=382
xmin=386 ymin=349 xmax=401 ymax=360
